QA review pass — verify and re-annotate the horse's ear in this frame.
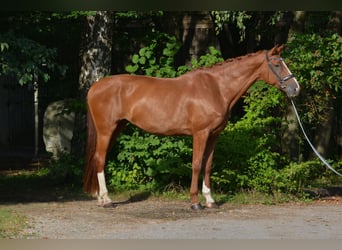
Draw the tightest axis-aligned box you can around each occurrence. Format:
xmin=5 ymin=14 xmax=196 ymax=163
xmin=270 ymin=44 xmax=284 ymax=55
xmin=276 ymin=44 xmax=285 ymax=53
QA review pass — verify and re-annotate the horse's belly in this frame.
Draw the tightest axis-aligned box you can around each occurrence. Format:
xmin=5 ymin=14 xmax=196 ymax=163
xmin=129 ymin=112 xmax=192 ymax=136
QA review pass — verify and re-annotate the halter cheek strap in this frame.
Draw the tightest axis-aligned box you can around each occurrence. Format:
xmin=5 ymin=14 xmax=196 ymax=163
xmin=266 ymin=50 xmax=295 ymax=85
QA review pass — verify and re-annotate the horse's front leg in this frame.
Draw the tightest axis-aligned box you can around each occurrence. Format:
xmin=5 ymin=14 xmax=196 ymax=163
xmin=202 ymin=135 xmax=219 ymax=208
xmin=190 ymin=131 xmax=209 ymax=210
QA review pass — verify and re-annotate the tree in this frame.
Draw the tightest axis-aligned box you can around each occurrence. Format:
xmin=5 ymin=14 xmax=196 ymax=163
xmin=282 ymin=12 xmax=342 ymax=161
xmin=78 ymin=11 xmax=114 ymax=98
xmin=0 ymin=32 xmax=65 ymax=86
xmin=71 ymin=11 xmax=114 ymax=156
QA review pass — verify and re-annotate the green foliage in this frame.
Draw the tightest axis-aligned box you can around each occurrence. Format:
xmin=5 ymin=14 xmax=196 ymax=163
xmin=125 ymin=32 xmax=181 ymax=77
xmin=177 ymin=46 xmax=224 ymax=74
xmin=106 ymin=37 xmax=223 ymax=192
xmin=109 ymin=30 xmax=341 ymax=198
xmin=212 ymin=81 xmax=288 ymax=194
xmin=211 ymin=33 xmax=342 ymax=196
xmin=47 ymin=154 xmax=84 ymax=186
xmin=0 ymin=42 xmax=9 ymax=52
xmin=125 ymin=32 xmax=224 ymax=78
xmin=0 ymin=32 xmax=67 ymax=85
xmin=115 ymin=11 xmax=163 ymax=19
xmin=211 ymin=73 xmax=340 ymax=197
xmin=51 ymin=11 xmax=96 ymax=19
xmin=211 ymin=11 xmax=252 ymax=41
xmin=107 ymin=131 xmax=192 ymax=191
xmin=283 ymin=32 xmax=342 ymax=126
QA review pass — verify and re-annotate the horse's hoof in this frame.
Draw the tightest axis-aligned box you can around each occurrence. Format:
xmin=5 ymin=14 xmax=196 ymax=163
xmin=191 ymin=203 xmax=204 ymax=210
xmin=205 ymin=202 xmax=219 ymax=209
xmin=103 ymin=202 xmax=116 ymax=208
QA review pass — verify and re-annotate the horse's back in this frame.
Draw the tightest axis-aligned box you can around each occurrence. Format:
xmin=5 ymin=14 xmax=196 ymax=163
xmin=87 ymin=73 xmax=227 ymax=135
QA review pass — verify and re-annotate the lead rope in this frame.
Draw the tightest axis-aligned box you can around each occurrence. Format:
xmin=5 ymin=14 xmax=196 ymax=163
xmin=290 ymin=98 xmax=342 ymax=177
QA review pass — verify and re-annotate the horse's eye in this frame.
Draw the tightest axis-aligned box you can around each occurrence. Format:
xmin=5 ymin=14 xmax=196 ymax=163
xmin=274 ymin=64 xmax=280 ymax=68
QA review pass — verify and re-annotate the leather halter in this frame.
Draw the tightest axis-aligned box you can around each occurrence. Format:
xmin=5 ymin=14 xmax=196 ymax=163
xmin=266 ymin=50 xmax=295 ymax=88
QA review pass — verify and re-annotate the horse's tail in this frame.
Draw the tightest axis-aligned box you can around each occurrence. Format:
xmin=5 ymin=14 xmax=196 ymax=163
xmin=84 ymin=107 xmax=99 ymax=195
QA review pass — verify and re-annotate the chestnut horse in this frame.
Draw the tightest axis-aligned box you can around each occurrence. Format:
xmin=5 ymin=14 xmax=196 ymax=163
xmin=84 ymin=44 xmax=300 ymax=209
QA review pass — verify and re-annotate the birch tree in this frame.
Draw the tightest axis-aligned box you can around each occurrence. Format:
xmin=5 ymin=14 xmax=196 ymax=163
xmin=71 ymin=11 xmax=114 ymax=155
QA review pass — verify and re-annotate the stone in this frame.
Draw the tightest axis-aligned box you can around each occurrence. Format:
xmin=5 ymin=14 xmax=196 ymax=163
xmin=43 ymin=100 xmax=75 ymax=159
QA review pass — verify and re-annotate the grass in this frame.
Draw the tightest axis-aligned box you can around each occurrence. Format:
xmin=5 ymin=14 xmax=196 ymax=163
xmin=108 ymin=186 xmax=313 ymax=207
xmin=0 ymin=164 xmax=89 ymax=239
xmin=0 ymin=208 xmax=28 ymax=239
xmin=222 ymin=190 xmax=311 ymax=205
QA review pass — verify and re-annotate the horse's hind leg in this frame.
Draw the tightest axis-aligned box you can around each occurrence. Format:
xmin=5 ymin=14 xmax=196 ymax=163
xmin=95 ymin=120 xmax=127 ymax=207
xmin=107 ymin=120 xmax=127 ymax=153
xmin=94 ymin=132 xmax=113 ymax=207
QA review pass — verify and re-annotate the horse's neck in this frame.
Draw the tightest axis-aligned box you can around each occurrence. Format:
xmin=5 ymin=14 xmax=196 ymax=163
xmin=218 ymin=53 xmax=264 ymax=110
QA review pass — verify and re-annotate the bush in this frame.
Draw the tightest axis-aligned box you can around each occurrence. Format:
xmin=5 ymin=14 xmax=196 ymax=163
xmin=283 ymin=32 xmax=342 ymax=129
xmin=105 ymin=32 xmax=342 ymax=198
xmin=107 ymin=131 xmax=192 ymax=191
xmin=211 ymin=81 xmax=288 ymax=194
xmin=107 ymin=34 xmax=223 ymax=192
xmin=210 ymin=33 xmax=342 ymax=196
xmin=125 ymin=32 xmax=181 ymax=77
xmin=46 ymin=153 xmax=84 ymax=186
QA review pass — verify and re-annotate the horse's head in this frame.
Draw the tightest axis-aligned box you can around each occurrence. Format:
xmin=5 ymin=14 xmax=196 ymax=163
xmin=264 ymin=44 xmax=300 ymax=97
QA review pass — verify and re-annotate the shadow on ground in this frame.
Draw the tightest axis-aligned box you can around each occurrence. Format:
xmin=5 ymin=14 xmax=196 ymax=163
xmin=303 ymin=187 xmax=342 ymax=199
xmin=0 ymin=157 xmax=152 ymax=206
xmin=0 ymin=156 xmax=90 ymax=204
xmin=106 ymin=191 xmax=152 ymax=208
xmin=0 ymin=174 xmax=90 ymax=204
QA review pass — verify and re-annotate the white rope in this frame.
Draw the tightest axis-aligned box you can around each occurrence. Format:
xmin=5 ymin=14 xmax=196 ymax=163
xmin=290 ymin=98 xmax=342 ymax=177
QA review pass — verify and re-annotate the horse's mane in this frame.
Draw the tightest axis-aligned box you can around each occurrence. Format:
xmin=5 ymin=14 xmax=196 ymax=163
xmin=186 ymin=50 xmax=265 ymax=74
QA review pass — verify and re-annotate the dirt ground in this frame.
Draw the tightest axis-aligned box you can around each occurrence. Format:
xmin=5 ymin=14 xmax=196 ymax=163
xmin=3 ymin=195 xmax=342 ymax=239
xmin=1 ymin=158 xmax=342 ymax=239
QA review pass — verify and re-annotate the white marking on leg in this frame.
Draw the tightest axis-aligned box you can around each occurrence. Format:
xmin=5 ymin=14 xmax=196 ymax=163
xmin=202 ymin=180 xmax=215 ymax=204
xmin=97 ymin=171 xmax=112 ymax=206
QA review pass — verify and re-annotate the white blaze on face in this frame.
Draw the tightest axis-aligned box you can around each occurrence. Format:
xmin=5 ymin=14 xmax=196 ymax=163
xmin=202 ymin=180 xmax=215 ymax=204
xmin=281 ymin=59 xmax=300 ymax=96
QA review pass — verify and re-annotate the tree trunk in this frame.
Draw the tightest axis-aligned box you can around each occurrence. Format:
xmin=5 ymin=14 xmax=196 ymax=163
xmin=282 ymin=104 xmax=301 ymax=161
xmin=274 ymin=11 xmax=293 ymax=46
xmin=334 ymin=99 xmax=342 ymax=159
xmin=71 ymin=11 xmax=114 ymax=156
xmin=327 ymin=11 xmax=342 ymax=35
xmin=281 ymin=12 xmax=308 ymax=161
xmin=283 ymin=11 xmax=340 ymax=161
xmin=288 ymin=11 xmax=306 ymax=35
xmin=311 ymin=12 xmax=342 ymax=159
xmin=78 ymin=11 xmax=114 ymax=99
xmin=178 ymin=12 xmax=219 ymax=65
xmin=312 ymin=102 xmax=335 ymax=158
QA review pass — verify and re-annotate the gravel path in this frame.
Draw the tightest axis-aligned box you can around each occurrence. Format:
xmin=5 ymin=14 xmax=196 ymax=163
xmin=4 ymin=196 xmax=342 ymax=239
